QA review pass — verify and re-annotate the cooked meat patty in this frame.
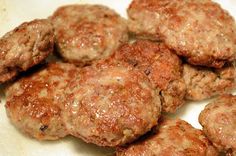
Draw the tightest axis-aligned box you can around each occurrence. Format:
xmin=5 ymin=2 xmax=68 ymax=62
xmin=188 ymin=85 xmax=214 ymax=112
xmin=183 ymin=63 xmax=235 ymax=101
xmin=112 ymin=40 xmax=186 ymax=113
xmin=51 ymin=4 xmax=128 ymax=66
xmin=199 ymin=94 xmax=236 ymax=154
xmin=116 ymin=118 xmax=218 ymax=156
xmin=63 ymin=61 xmax=161 ymax=147
xmin=5 ymin=63 xmax=79 ymax=140
xmin=128 ymin=0 xmax=236 ymax=68
xmin=0 ymin=19 xmax=54 ymax=83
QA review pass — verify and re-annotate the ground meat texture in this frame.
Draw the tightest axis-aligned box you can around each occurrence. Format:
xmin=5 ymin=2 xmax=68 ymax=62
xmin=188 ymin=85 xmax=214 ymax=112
xmin=51 ymin=4 xmax=128 ymax=66
xmin=5 ymin=63 xmax=79 ymax=140
xmin=63 ymin=61 xmax=161 ymax=147
xmin=199 ymin=94 xmax=236 ymax=154
xmin=116 ymin=118 xmax=218 ymax=156
xmin=112 ymin=40 xmax=186 ymax=113
xmin=183 ymin=63 xmax=235 ymax=101
xmin=0 ymin=19 xmax=54 ymax=83
xmin=128 ymin=0 xmax=236 ymax=68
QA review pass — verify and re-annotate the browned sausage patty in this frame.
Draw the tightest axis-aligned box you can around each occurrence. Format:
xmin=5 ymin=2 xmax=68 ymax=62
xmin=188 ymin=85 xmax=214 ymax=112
xmin=5 ymin=63 xmax=79 ymax=140
xmin=128 ymin=0 xmax=236 ymax=68
xmin=112 ymin=40 xmax=186 ymax=113
xmin=199 ymin=94 xmax=236 ymax=154
xmin=0 ymin=19 xmax=54 ymax=83
xmin=51 ymin=4 xmax=128 ymax=66
xmin=63 ymin=61 xmax=161 ymax=147
xmin=183 ymin=63 xmax=235 ymax=101
xmin=116 ymin=118 xmax=218 ymax=156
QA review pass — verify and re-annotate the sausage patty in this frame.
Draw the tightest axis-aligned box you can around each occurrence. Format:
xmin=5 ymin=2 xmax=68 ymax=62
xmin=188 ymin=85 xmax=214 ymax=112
xmin=183 ymin=63 xmax=235 ymax=101
xmin=51 ymin=4 xmax=128 ymax=66
xmin=116 ymin=118 xmax=218 ymax=156
xmin=199 ymin=94 xmax=236 ymax=154
xmin=128 ymin=0 xmax=236 ymax=68
xmin=0 ymin=19 xmax=54 ymax=83
xmin=112 ymin=40 xmax=186 ymax=113
xmin=63 ymin=61 xmax=161 ymax=147
xmin=5 ymin=63 xmax=79 ymax=140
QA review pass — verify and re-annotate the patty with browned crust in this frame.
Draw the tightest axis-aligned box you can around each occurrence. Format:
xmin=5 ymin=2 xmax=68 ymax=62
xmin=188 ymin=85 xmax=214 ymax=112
xmin=116 ymin=118 xmax=218 ymax=156
xmin=5 ymin=63 xmax=79 ymax=140
xmin=199 ymin=94 xmax=236 ymax=154
xmin=112 ymin=40 xmax=186 ymax=113
xmin=128 ymin=0 xmax=236 ymax=68
xmin=0 ymin=19 xmax=54 ymax=83
xmin=63 ymin=61 xmax=161 ymax=147
xmin=51 ymin=4 xmax=128 ymax=66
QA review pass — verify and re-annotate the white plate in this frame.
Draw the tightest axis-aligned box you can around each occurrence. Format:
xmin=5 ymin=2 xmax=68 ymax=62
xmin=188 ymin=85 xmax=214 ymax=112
xmin=0 ymin=0 xmax=235 ymax=156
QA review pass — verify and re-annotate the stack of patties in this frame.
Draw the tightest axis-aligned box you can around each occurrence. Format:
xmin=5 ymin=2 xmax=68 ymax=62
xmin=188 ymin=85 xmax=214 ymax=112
xmin=1 ymin=0 xmax=236 ymax=155
xmin=1 ymin=4 xmax=161 ymax=148
xmin=127 ymin=0 xmax=236 ymax=102
xmin=115 ymin=0 xmax=236 ymax=155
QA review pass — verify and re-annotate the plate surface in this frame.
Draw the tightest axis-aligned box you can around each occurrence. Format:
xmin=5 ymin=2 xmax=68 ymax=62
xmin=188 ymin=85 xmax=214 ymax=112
xmin=0 ymin=0 xmax=235 ymax=156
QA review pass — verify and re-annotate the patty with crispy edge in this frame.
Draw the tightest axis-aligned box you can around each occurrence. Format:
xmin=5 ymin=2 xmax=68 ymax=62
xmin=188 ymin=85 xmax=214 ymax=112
xmin=0 ymin=19 xmax=54 ymax=83
xmin=199 ymin=94 xmax=236 ymax=154
xmin=63 ymin=60 xmax=161 ymax=147
xmin=5 ymin=62 xmax=79 ymax=140
xmin=112 ymin=40 xmax=186 ymax=113
xmin=128 ymin=0 xmax=236 ymax=68
xmin=51 ymin=4 xmax=128 ymax=66
xmin=116 ymin=118 xmax=218 ymax=156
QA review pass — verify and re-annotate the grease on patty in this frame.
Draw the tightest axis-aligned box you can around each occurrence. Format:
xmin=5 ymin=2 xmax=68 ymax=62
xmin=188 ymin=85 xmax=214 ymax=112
xmin=0 ymin=19 xmax=54 ymax=83
xmin=128 ymin=0 xmax=236 ymax=68
xmin=5 ymin=63 xmax=79 ymax=140
xmin=51 ymin=4 xmax=128 ymax=66
xmin=64 ymin=61 xmax=161 ymax=147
